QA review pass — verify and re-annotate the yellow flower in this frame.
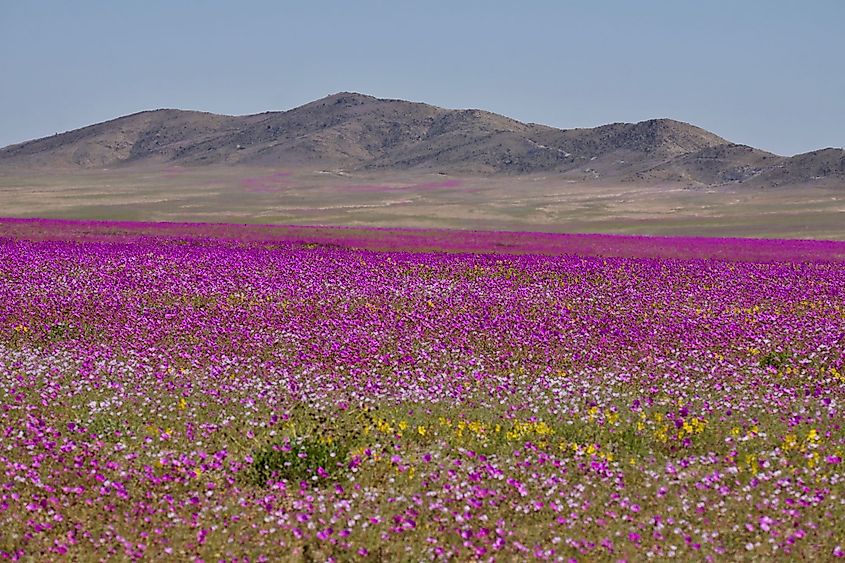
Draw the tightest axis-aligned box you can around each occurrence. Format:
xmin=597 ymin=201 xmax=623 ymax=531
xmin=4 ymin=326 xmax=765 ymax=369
xmin=783 ymin=433 xmax=798 ymax=450
xmin=745 ymin=454 xmax=758 ymax=475
xmin=534 ymin=421 xmax=554 ymax=436
xmin=417 ymin=425 xmax=427 ymax=436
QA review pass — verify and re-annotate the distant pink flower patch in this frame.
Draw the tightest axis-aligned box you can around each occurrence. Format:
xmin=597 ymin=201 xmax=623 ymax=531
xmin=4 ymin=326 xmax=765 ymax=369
xmin=412 ymin=179 xmax=463 ymax=190
xmin=241 ymin=171 xmax=292 ymax=193
xmin=343 ymin=179 xmax=464 ymax=193
xmin=2 ymin=217 xmax=845 ymax=261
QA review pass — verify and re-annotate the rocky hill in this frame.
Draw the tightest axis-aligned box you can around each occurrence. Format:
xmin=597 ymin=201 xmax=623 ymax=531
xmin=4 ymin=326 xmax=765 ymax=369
xmin=1 ymin=92 xmax=842 ymax=187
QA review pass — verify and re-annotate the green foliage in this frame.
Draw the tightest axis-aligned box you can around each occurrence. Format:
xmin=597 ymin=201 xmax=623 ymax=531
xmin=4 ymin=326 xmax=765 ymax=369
xmin=85 ymin=413 xmax=130 ymax=441
xmin=247 ymin=436 xmax=349 ymax=487
xmin=760 ymin=349 xmax=790 ymax=369
xmin=46 ymin=321 xmax=79 ymax=341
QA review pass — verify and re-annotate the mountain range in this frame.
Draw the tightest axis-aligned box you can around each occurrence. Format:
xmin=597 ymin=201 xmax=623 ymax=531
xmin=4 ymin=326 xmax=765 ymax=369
xmin=1 ymin=92 xmax=842 ymax=188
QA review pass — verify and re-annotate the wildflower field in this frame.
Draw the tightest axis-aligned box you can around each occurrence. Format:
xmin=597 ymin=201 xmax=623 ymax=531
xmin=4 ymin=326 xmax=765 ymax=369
xmin=1 ymin=218 xmax=844 ymax=561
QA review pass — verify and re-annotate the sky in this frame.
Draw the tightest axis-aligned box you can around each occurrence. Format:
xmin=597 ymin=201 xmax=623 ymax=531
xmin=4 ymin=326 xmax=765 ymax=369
xmin=1 ymin=0 xmax=843 ymax=156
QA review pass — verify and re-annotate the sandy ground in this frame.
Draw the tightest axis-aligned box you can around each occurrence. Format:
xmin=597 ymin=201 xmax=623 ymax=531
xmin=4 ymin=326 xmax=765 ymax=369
xmin=0 ymin=165 xmax=842 ymax=239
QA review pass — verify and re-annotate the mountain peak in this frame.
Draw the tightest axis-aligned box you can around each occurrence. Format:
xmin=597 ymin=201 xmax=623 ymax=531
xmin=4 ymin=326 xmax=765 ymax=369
xmin=630 ymin=118 xmax=726 ymax=141
xmin=316 ymin=91 xmax=379 ymax=105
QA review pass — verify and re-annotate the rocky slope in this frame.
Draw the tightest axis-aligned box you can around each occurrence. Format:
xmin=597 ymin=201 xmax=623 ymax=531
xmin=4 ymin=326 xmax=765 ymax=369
xmin=1 ymin=92 xmax=842 ymax=187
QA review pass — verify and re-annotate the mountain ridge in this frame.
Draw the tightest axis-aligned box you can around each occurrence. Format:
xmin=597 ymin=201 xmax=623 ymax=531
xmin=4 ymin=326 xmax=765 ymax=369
xmin=1 ymin=92 xmax=842 ymax=188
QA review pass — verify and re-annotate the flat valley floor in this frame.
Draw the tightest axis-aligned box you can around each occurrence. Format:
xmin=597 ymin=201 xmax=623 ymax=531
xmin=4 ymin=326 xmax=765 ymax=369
xmin=1 ymin=166 xmax=842 ymax=239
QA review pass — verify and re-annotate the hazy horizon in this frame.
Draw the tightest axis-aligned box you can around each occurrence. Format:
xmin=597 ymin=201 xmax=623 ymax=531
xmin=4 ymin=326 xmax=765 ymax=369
xmin=2 ymin=0 xmax=843 ymax=156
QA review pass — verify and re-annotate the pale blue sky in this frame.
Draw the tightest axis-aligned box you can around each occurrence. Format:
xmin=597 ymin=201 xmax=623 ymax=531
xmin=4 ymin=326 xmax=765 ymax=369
xmin=1 ymin=1 xmax=842 ymax=155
